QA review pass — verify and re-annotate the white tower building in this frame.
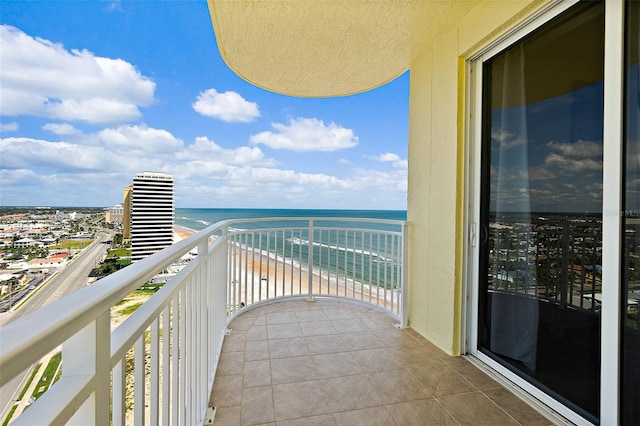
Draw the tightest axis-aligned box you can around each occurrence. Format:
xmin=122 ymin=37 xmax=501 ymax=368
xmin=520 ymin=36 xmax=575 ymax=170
xmin=130 ymin=172 xmax=174 ymax=262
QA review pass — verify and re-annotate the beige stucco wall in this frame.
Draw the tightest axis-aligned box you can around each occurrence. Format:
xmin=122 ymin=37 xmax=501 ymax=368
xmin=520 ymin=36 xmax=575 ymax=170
xmin=406 ymin=0 xmax=547 ymax=355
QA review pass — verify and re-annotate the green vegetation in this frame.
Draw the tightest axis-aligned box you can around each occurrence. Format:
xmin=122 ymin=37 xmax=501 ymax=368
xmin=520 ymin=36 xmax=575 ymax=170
xmin=95 ymin=257 xmax=129 ymax=276
xmin=58 ymin=239 xmax=92 ymax=250
xmin=2 ymin=405 xmax=17 ymax=426
xmin=2 ymin=361 xmax=42 ymax=426
xmin=119 ymin=302 xmax=144 ymax=316
xmin=33 ymin=353 xmax=61 ymax=399
xmin=108 ymin=248 xmax=130 ymax=258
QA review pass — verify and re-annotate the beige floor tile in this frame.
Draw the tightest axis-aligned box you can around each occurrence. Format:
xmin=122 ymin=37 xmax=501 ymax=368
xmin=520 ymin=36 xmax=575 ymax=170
xmin=252 ymin=316 xmax=266 ymax=326
xmin=323 ymin=307 xmax=358 ymax=320
xmin=484 ymin=388 xmax=553 ymax=425
xmin=333 ymin=406 xmax=396 ymax=426
xmin=386 ymin=399 xmax=456 ymax=425
xmin=313 ymin=352 xmax=362 ymax=379
xmin=223 ymin=332 xmax=247 ymax=353
xmin=269 ymin=337 xmax=309 ymax=359
xmin=300 ymin=320 xmax=337 ymax=337
xmin=213 ymin=405 xmax=241 ymax=426
xmin=241 ymin=385 xmax=275 ymax=425
xmin=212 ymin=374 xmax=244 ymax=407
xmin=446 ymin=358 xmax=501 ymax=391
xmin=244 ymin=359 xmax=271 ymax=388
xmin=229 ymin=315 xmax=256 ymax=331
xmin=306 ymin=334 xmax=347 ymax=354
xmin=350 ymin=348 xmax=405 ymax=372
xmin=246 ymin=325 xmax=268 ymax=341
xmin=340 ymin=331 xmax=384 ymax=351
xmin=373 ymin=328 xmax=419 ymax=347
xmin=266 ymin=311 xmax=298 ymax=325
xmin=367 ymin=369 xmax=431 ymax=404
xmin=295 ymin=310 xmax=329 ymax=322
xmin=437 ymin=391 xmax=519 ymax=425
xmin=271 ymin=356 xmax=317 ymax=384
xmin=276 ymin=414 xmax=336 ymax=425
xmin=267 ymin=323 xmax=303 ymax=339
xmin=321 ymin=374 xmax=382 ymax=412
xmin=245 ymin=339 xmax=270 ymax=361
xmin=218 ymin=351 xmax=245 ymax=376
xmin=331 ymin=318 xmax=368 ymax=333
xmin=273 ymin=381 xmax=331 ymax=421
xmin=408 ymin=364 xmax=475 ymax=397
xmin=210 ymin=300 xmax=551 ymax=426
xmin=390 ymin=344 xmax=444 ymax=368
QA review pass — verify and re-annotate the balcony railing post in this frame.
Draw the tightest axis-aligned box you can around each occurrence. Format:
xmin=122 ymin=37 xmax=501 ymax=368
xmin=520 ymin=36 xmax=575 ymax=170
xmin=65 ymin=310 xmax=110 ymax=425
xmin=307 ymin=219 xmax=314 ymax=301
xmin=560 ymin=223 xmax=570 ymax=308
xmin=400 ymin=222 xmax=409 ymax=328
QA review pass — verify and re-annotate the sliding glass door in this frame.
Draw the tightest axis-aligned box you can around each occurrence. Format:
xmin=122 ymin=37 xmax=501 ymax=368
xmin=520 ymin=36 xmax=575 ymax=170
xmin=472 ymin=0 xmax=640 ymax=423
xmin=478 ymin=2 xmax=604 ymax=422
xmin=622 ymin=1 xmax=639 ymax=424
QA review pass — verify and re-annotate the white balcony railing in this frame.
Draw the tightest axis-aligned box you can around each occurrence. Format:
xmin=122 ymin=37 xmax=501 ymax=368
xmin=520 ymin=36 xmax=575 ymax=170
xmin=0 ymin=217 xmax=408 ymax=425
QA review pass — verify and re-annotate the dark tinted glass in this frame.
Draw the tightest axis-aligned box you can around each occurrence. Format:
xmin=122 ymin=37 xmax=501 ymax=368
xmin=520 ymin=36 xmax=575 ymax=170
xmin=479 ymin=2 xmax=604 ymax=421
xmin=622 ymin=1 xmax=640 ymax=424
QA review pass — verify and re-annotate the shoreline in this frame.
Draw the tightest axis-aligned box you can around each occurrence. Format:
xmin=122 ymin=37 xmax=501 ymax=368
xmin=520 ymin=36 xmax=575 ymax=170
xmin=173 ymin=225 xmax=195 ymax=242
xmin=171 ymin=226 xmax=394 ymax=309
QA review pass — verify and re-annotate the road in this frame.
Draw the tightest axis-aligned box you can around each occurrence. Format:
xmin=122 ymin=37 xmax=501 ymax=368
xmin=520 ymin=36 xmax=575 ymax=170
xmin=0 ymin=232 xmax=112 ymax=423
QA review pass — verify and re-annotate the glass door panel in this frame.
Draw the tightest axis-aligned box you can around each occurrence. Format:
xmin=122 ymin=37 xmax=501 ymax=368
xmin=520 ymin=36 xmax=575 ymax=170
xmin=479 ymin=2 xmax=604 ymax=420
xmin=623 ymin=1 xmax=640 ymax=424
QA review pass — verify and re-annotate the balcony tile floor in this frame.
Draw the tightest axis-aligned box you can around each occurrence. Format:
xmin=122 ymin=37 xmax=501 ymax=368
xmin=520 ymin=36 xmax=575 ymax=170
xmin=209 ymin=298 xmax=555 ymax=426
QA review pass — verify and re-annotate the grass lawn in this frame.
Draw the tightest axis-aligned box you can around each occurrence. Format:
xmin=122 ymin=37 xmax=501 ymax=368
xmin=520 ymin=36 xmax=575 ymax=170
xmin=52 ymin=239 xmax=93 ymax=250
xmin=108 ymin=248 xmax=131 ymax=258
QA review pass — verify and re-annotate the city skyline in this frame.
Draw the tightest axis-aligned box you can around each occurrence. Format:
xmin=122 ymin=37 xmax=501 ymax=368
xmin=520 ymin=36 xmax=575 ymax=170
xmin=0 ymin=1 xmax=409 ymax=210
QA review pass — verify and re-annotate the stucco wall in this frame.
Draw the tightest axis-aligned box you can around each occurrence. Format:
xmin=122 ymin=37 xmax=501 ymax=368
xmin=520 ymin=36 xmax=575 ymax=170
xmin=406 ymin=0 xmax=546 ymax=355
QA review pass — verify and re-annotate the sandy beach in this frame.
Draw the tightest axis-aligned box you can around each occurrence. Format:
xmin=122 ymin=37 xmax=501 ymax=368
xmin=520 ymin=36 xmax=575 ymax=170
xmin=173 ymin=226 xmax=195 ymax=242
xmin=172 ymin=226 xmax=395 ymax=310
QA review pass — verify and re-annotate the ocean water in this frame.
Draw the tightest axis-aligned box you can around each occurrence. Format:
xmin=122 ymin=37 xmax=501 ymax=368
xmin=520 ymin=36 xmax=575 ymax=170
xmin=175 ymin=208 xmax=407 ymax=232
xmin=175 ymin=208 xmax=408 ymax=288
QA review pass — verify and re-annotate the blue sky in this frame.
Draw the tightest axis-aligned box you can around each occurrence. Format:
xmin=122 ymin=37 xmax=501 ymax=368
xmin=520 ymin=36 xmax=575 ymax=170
xmin=0 ymin=0 xmax=408 ymax=210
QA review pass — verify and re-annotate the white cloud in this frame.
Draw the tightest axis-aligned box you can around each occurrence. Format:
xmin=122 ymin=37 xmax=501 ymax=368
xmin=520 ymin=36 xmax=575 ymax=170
xmin=250 ymin=117 xmax=358 ymax=152
xmin=96 ymin=125 xmax=183 ymax=153
xmin=369 ymin=152 xmax=407 ymax=170
xmin=373 ymin=153 xmax=400 ymax=162
xmin=544 ymin=153 xmax=602 ymax=173
xmin=491 ymin=127 xmax=523 ymax=150
xmin=0 ymin=137 xmax=108 ymax=171
xmin=547 ymin=140 xmax=602 ymax=158
xmin=0 ymin=122 xmax=406 ymax=209
xmin=0 ymin=122 xmax=18 ymax=132
xmin=43 ymin=123 xmax=80 ymax=135
xmin=0 ymin=25 xmax=155 ymax=124
xmin=192 ymin=89 xmax=259 ymax=123
xmin=178 ymin=136 xmax=277 ymax=166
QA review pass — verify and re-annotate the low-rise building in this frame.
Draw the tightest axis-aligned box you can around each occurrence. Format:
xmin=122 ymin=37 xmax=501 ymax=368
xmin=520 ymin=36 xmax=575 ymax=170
xmin=13 ymin=238 xmax=39 ymax=249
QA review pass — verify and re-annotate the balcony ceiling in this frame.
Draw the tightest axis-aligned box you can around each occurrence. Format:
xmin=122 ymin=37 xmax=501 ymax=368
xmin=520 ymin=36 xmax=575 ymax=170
xmin=207 ymin=0 xmax=480 ymax=97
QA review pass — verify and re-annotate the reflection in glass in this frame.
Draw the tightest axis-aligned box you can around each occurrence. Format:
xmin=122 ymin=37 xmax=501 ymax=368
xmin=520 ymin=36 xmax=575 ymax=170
xmin=622 ymin=1 xmax=639 ymax=424
xmin=479 ymin=2 xmax=603 ymax=421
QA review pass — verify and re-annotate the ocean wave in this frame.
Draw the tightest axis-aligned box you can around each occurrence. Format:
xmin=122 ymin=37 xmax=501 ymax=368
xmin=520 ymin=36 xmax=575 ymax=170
xmin=288 ymin=236 xmax=393 ymax=262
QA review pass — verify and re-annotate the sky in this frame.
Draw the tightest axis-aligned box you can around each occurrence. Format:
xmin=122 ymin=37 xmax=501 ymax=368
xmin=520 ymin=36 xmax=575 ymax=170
xmin=0 ymin=0 xmax=409 ymax=210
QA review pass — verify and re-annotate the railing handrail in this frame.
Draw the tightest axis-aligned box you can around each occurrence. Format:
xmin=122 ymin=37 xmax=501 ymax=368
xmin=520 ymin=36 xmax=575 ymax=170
xmin=0 ymin=221 xmax=224 ymax=386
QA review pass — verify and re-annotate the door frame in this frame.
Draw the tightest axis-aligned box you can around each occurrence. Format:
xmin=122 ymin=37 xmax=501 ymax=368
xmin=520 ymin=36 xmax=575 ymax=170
xmin=463 ymin=1 xmax=625 ymax=424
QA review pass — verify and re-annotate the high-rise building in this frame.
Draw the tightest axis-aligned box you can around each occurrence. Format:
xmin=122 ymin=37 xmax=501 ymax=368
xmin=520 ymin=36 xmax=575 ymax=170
xmin=130 ymin=172 xmax=174 ymax=262
xmin=122 ymin=185 xmax=133 ymax=242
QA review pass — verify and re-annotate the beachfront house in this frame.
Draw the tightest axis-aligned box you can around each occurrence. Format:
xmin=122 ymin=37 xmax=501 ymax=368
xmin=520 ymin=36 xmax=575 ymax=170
xmin=0 ymin=1 xmax=637 ymax=425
